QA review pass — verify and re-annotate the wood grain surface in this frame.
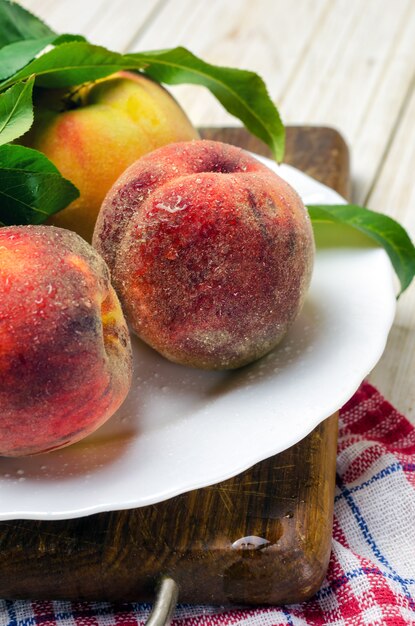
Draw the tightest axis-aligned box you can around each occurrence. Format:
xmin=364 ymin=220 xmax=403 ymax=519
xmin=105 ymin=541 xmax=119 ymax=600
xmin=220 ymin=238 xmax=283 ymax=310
xmin=0 ymin=126 xmax=349 ymax=606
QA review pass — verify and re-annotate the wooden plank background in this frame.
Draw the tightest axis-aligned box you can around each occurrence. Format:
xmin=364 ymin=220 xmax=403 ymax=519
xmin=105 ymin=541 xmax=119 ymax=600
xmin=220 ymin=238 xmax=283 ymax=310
xmin=19 ymin=0 xmax=415 ymax=423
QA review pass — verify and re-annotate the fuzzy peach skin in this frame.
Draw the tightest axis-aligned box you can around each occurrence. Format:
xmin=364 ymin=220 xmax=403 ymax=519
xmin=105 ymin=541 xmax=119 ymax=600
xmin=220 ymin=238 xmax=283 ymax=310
xmin=93 ymin=140 xmax=315 ymax=370
xmin=0 ymin=225 xmax=132 ymax=457
xmin=21 ymin=71 xmax=199 ymax=242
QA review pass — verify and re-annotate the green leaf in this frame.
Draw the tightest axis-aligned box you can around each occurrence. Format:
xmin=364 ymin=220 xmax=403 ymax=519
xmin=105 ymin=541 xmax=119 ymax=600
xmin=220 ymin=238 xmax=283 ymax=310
xmin=128 ymin=47 xmax=285 ymax=161
xmin=0 ymin=36 xmax=55 ymax=80
xmin=307 ymin=204 xmax=415 ymax=296
xmin=52 ymin=34 xmax=87 ymax=45
xmin=0 ymin=42 xmax=139 ymax=90
xmin=0 ymin=79 xmax=34 ymax=145
xmin=0 ymin=34 xmax=86 ymax=81
xmin=0 ymin=143 xmax=79 ymax=225
xmin=0 ymin=0 xmax=55 ymax=47
xmin=0 ymin=42 xmax=285 ymax=161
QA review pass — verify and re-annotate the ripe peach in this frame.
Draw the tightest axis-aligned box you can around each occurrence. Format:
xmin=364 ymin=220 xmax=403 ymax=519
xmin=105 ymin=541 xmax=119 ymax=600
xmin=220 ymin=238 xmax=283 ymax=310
xmin=0 ymin=225 xmax=132 ymax=457
xmin=21 ymin=71 xmax=199 ymax=242
xmin=93 ymin=140 xmax=315 ymax=370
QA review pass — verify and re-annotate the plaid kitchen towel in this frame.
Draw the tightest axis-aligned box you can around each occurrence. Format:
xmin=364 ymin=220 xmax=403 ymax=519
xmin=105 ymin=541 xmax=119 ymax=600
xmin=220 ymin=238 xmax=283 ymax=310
xmin=1 ymin=382 xmax=414 ymax=626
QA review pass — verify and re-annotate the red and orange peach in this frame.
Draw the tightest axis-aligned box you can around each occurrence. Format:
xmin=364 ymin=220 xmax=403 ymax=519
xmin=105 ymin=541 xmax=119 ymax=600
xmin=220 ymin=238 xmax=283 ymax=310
xmin=0 ymin=225 xmax=132 ymax=457
xmin=93 ymin=140 xmax=315 ymax=369
xmin=21 ymin=71 xmax=199 ymax=241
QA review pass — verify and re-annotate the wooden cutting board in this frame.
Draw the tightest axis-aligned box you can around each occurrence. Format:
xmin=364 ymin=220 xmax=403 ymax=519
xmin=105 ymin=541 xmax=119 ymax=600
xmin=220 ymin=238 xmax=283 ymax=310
xmin=0 ymin=126 xmax=349 ymax=606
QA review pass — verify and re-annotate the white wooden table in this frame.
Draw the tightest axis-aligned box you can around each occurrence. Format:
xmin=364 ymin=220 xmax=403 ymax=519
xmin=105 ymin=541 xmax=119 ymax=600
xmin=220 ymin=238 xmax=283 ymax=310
xmin=21 ymin=0 xmax=415 ymax=424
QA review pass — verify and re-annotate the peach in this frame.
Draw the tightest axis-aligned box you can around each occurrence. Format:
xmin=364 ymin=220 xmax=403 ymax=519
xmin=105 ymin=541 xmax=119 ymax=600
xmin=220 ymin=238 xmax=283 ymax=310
xmin=0 ymin=225 xmax=132 ymax=457
xmin=21 ymin=71 xmax=199 ymax=242
xmin=93 ymin=140 xmax=315 ymax=370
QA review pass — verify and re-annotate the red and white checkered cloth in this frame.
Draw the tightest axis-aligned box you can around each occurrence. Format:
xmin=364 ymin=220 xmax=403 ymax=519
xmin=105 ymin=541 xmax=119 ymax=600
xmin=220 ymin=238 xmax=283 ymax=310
xmin=1 ymin=382 xmax=415 ymax=626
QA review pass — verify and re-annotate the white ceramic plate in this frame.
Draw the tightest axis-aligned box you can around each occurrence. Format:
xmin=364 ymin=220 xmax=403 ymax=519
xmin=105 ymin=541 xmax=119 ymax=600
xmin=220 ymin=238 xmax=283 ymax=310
xmin=0 ymin=156 xmax=396 ymax=520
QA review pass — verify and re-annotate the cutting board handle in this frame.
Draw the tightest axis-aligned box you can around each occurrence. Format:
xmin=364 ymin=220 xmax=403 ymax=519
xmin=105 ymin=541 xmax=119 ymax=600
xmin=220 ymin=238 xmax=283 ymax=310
xmin=145 ymin=577 xmax=179 ymax=626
